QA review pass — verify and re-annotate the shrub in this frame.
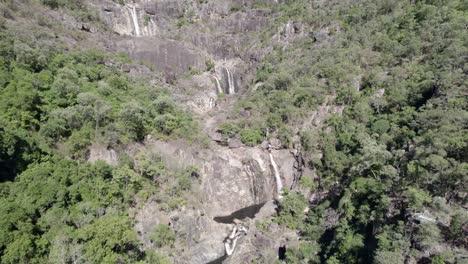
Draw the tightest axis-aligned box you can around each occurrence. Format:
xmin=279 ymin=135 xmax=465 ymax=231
xmin=176 ymin=18 xmax=191 ymax=28
xmin=218 ymin=122 xmax=240 ymax=139
xmin=275 ymin=191 xmax=308 ymax=229
xmin=150 ymin=224 xmax=175 ymax=248
xmin=205 ymin=60 xmax=215 ymax=72
xmin=240 ymin=128 xmax=263 ymax=146
xmin=371 ymin=119 xmax=390 ymax=135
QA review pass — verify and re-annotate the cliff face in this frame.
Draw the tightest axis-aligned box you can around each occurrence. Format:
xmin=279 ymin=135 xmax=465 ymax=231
xmin=129 ymin=140 xmax=298 ymax=263
xmin=92 ymin=0 xmax=273 ymax=79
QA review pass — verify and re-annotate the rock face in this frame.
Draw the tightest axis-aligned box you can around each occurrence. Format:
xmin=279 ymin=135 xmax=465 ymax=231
xmin=116 ymin=37 xmax=205 ymax=74
xmin=91 ymin=0 xmax=274 ymax=93
xmin=130 ymin=139 xmax=298 ymax=263
xmin=87 ymin=144 xmax=118 ymax=166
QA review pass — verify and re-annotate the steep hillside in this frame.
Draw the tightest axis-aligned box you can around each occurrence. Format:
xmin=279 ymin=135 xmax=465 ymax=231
xmin=0 ymin=0 xmax=467 ymax=264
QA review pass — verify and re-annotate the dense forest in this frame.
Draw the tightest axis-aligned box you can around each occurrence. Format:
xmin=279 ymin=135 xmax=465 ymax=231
xmin=0 ymin=0 xmax=467 ymax=263
xmin=236 ymin=0 xmax=468 ymax=263
xmin=0 ymin=1 xmax=200 ymax=263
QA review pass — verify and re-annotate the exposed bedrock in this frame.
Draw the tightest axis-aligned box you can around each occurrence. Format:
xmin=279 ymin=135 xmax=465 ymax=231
xmin=129 ymin=140 xmax=298 ymax=263
xmin=116 ymin=37 xmax=205 ymax=74
xmin=92 ymin=0 xmax=275 ymax=78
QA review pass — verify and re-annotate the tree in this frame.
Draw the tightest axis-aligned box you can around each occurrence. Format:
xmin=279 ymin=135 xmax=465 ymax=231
xmin=119 ymin=102 xmax=147 ymax=140
xmin=77 ymin=215 xmax=141 ymax=264
xmin=276 ymin=191 xmax=308 ymax=229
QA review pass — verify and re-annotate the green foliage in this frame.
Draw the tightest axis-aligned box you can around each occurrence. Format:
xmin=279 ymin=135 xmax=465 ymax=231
xmin=431 ymin=255 xmax=445 ymax=264
xmin=239 ymin=0 xmax=468 ymax=262
xmin=145 ymin=250 xmax=171 ymax=264
xmin=176 ymin=18 xmax=191 ymax=28
xmin=275 ymin=191 xmax=308 ymax=229
xmin=205 ymin=60 xmax=215 ymax=72
xmin=149 ymin=224 xmax=175 ymax=248
xmin=374 ymin=250 xmax=405 ymax=264
xmin=144 ymin=15 xmax=151 ymax=26
xmin=0 ymin=17 xmax=201 ymax=262
xmin=77 ymin=215 xmax=140 ymax=264
xmin=404 ymin=187 xmax=431 ymax=210
xmin=448 ymin=212 xmax=467 ymax=244
xmin=0 ymin=28 xmax=199 ymax=160
xmin=299 ymin=175 xmax=316 ymax=190
xmin=285 ymin=242 xmax=320 ymax=264
xmin=371 ymin=119 xmax=390 ymax=135
xmin=217 ymin=122 xmax=240 ymax=139
xmin=240 ymin=128 xmax=264 ymax=146
xmin=0 ymin=158 xmax=154 ymax=263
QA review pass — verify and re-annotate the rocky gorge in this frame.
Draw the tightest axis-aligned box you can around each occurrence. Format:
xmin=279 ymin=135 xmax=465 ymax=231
xmin=84 ymin=0 xmax=311 ymax=262
xmin=3 ymin=0 xmax=464 ymax=263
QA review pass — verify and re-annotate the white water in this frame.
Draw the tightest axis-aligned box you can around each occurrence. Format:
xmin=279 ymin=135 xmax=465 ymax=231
xmin=208 ymin=97 xmax=215 ymax=109
xmin=225 ymin=226 xmax=238 ymax=255
xmin=224 ymin=225 xmax=246 ymax=256
xmin=214 ymin=76 xmax=223 ymax=94
xmin=129 ymin=5 xmax=141 ymax=37
xmin=269 ymin=152 xmax=283 ymax=199
xmin=226 ymin=68 xmax=235 ymax=94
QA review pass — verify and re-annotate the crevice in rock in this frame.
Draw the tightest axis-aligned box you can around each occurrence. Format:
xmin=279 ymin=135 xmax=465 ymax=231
xmin=278 ymin=245 xmax=287 ymax=260
xmin=290 ymin=149 xmax=305 ymax=190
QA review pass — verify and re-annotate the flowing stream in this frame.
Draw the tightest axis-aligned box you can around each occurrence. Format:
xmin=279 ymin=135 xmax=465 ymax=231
xmin=214 ymin=76 xmax=223 ymax=94
xmin=129 ymin=5 xmax=141 ymax=37
xmin=269 ymin=152 xmax=283 ymax=199
xmin=226 ymin=68 xmax=235 ymax=94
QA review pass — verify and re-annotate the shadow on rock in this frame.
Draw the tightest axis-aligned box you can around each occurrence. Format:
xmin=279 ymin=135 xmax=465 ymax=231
xmin=213 ymin=202 xmax=267 ymax=224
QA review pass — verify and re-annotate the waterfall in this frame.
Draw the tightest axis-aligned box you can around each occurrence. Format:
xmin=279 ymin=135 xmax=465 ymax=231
xmin=214 ymin=76 xmax=223 ymax=94
xmin=269 ymin=152 xmax=283 ymax=199
xmin=225 ymin=226 xmax=238 ymax=255
xmin=226 ymin=68 xmax=235 ymax=94
xmin=208 ymin=97 xmax=215 ymax=109
xmin=129 ymin=5 xmax=141 ymax=37
xmin=224 ymin=225 xmax=247 ymax=256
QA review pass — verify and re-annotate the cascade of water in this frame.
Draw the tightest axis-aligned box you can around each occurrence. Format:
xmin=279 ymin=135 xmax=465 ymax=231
xmin=208 ymin=97 xmax=215 ymax=109
xmin=214 ymin=76 xmax=223 ymax=94
xmin=269 ymin=152 xmax=283 ymax=199
xmin=224 ymin=225 xmax=247 ymax=256
xmin=129 ymin=5 xmax=141 ymax=37
xmin=226 ymin=68 xmax=235 ymax=94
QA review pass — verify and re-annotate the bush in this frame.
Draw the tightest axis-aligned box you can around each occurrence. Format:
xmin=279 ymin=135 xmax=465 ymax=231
xmin=218 ymin=122 xmax=240 ymax=139
xmin=145 ymin=251 xmax=171 ymax=264
xmin=275 ymin=191 xmax=308 ymax=229
xmin=371 ymin=119 xmax=390 ymax=135
xmin=176 ymin=18 xmax=191 ymax=28
xmin=240 ymin=128 xmax=263 ymax=146
xmin=205 ymin=60 xmax=215 ymax=72
xmin=41 ymin=0 xmax=62 ymax=9
xmin=150 ymin=224 xmax=175 ymax=248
